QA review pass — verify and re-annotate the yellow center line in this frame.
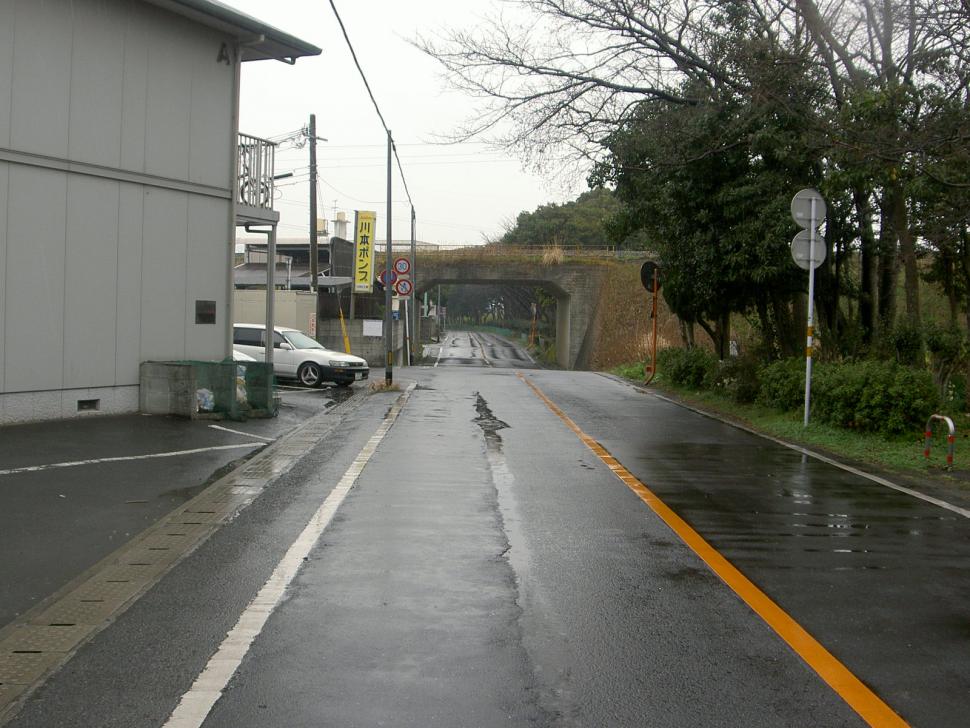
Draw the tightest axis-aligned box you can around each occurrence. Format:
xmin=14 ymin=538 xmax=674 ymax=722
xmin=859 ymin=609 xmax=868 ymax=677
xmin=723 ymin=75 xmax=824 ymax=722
xmin=516 ymin=372 xmax=908 ymax=728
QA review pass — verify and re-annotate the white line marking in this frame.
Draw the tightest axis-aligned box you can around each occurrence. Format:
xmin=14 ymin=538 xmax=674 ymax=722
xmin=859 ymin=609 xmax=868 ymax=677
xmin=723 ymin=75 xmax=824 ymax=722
xmin=163 ymin=383 xmax=416 ymax=728
xmin=0 ymin=443 xmax=265 ymax=477
xmin=434 ymin=344 xmax=443 ymax=367
xmin=645 ymin=389 xmax=970 ymax=520
xmin=208 ymin=425 xmax=275 ymax=442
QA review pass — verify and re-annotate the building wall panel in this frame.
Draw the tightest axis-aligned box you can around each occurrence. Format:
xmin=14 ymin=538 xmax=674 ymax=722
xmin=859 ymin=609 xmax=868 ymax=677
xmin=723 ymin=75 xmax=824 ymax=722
xmin=188 ymin=26 xmax=232 ymax=188
xmin=120 ymin=1 xmax=150 ymax=174
xmin=4 ymin=166 xmax=66 ymax=392
xmin=116 ymin=183 xmax=145 ymax=386
xmin=69 ymin=3 xmax=126 ymax=168
xmin=140 ymin=188 xmax=187 ymax=362
xmin=64 ymin=176 xmax=120 ymax=388
xmin=185 ymin=196 xmax=229 ymax=359
xmin=9 ymin=0 xmax=72 ymax=157
xmin=144 ymin=18 xmax=193 ymax=182
xmin=0 ymin=162 xmax=8 ymax=389
xmin=0 ymin=0 xmax=14 ymax=147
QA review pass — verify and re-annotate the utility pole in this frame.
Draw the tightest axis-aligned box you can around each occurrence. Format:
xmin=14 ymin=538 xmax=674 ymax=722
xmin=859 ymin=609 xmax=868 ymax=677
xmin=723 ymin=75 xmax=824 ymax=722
xmin=410 ymin=206 xmax=416 ymax=364
xmin=384 ymin=130 xmax=394 ymax=385
xmin=308 ymin=113 xmax=318 ymax=293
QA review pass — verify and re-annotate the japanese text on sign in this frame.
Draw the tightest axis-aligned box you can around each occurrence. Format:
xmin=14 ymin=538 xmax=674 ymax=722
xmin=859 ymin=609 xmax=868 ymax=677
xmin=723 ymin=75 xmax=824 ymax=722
xmin=353 ymin=211 xmax=377 ymax=294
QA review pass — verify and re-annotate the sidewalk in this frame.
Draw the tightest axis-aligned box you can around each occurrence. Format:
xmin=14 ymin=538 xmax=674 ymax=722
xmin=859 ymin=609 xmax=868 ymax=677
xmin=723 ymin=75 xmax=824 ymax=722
xmin=0 ymin=385 xmax=358 ymax=629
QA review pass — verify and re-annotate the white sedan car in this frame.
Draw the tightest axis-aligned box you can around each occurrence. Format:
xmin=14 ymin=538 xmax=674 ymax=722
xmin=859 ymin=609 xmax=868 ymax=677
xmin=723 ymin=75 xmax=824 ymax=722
xmin=232 ymin=324 xmax=370 ymax=388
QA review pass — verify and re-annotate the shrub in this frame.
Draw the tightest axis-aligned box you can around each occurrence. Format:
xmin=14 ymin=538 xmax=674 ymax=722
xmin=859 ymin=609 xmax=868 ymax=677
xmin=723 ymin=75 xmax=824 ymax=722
xmin=924 ymin=323 xmax=968 ymax=401
xmin=705 ymin=354 xmax=761 ymax=404
xmin=758 ymin=358 xmax=938 ymax=435
xmin=891 ymin=319 xmax=924 ymax=366
xmin=812 ymin=360 xmax=938 ymax=436
xmin=657 ymin=347 xmax=716 ymax=389
xmin=756 ymin=358 xmax=805 ymax=411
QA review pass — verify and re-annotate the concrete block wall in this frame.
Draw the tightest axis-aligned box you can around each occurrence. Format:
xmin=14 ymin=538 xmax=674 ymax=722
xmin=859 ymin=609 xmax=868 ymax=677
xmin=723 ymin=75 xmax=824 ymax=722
xmin=139 ymin=362 xmax=196 ymax=417
xmin=315 ymin=319 xmax=404 ymax=368
xmin=233 ymin=290 xmax=317 ymax=333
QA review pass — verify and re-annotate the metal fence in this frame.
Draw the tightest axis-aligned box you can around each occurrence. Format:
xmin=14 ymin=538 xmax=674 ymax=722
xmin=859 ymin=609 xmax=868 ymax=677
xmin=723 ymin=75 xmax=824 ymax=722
xmin=186 ymin=360 xmax=276 ymax=421
xmin=237 ymin=133 xmax=276 ymax=210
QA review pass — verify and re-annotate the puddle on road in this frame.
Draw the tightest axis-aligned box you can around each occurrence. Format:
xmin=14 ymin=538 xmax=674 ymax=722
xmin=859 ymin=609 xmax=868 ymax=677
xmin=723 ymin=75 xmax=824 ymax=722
xmin=472 ymin=393 xmax=530 ymax=578
xmin=473 ymin=392 xmax=510 ymax=451
xmin=641 ymin=441 xmax=967 ymax=570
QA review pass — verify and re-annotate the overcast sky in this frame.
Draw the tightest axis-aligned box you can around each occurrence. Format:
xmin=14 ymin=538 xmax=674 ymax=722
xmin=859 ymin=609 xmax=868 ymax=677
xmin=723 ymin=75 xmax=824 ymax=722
xmin=223 ymin=0 xmax=575 ymax=244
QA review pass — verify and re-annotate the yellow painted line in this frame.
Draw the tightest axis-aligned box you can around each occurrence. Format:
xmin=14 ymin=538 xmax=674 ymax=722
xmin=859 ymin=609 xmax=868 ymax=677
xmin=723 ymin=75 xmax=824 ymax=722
xmin=516 ymin=372 xmax=909 ymax=728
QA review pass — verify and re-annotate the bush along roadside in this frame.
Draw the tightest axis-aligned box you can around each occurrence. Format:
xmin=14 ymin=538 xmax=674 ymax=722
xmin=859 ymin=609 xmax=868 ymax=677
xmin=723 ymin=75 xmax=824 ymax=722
xmin=756 ymin=358 xmax=939 ymax=436
xmin=613 ymin=349 xmax=955 ymax=477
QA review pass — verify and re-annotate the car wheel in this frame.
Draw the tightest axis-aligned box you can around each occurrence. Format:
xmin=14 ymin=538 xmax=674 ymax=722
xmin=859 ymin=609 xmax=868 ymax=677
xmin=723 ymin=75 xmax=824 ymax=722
xmin=297 ymin=362 xmax=324 ymax=387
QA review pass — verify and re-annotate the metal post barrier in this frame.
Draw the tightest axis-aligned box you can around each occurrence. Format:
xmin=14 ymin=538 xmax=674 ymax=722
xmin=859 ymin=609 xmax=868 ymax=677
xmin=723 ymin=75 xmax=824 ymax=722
xmin=923 ymin=414 xmax=956 ymax=469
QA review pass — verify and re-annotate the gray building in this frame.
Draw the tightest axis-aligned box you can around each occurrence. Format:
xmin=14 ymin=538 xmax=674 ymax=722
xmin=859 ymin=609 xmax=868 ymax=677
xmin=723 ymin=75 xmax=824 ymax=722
xmin=0 ymin=0 xmax=319 ymax=424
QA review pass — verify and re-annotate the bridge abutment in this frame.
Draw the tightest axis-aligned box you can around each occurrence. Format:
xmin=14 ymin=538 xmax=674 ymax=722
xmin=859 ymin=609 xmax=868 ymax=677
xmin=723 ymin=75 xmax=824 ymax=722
xmin=416 ymin=260 xmax=606 ymax=370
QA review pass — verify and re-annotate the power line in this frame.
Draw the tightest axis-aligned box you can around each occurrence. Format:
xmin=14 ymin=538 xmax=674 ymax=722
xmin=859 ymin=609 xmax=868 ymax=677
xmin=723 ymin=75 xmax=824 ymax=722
xmin=328 ymin=0 xmax=413 ymax=208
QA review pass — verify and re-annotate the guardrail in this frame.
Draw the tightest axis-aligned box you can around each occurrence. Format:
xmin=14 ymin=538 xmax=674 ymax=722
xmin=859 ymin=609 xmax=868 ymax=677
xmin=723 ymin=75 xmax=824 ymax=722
xmin=923 ymin=414 xmax=956 ymax=469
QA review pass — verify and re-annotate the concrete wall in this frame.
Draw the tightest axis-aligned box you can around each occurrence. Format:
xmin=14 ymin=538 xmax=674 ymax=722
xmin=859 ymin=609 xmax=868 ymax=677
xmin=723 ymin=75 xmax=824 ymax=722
xmin=0 ymin=0 xmax=235 ymax=424
xmin=315 ymin=319 xmax=405 ymax=368
xmin=233 ymin=290 xmax=318 ymax=334
xmin=416 ymin=261 xmax=607 ymax=370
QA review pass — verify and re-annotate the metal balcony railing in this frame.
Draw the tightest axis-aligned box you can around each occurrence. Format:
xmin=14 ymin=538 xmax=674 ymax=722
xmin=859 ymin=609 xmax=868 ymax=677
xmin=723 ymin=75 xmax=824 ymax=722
xmin=237 ymin=133 xmax=276 ymax=210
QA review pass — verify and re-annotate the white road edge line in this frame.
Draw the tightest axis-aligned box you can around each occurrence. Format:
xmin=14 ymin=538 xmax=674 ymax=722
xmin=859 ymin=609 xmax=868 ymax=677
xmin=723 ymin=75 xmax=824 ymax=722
xmin=642 ymin=387 xmax=970 ymax=520
xmin=208 ymin=424 xmax=275 ymax=442
xmin=0 ymin=443 xmax=265 ymax=477
xmin=163 ymin=383 xmax=417 ymax=728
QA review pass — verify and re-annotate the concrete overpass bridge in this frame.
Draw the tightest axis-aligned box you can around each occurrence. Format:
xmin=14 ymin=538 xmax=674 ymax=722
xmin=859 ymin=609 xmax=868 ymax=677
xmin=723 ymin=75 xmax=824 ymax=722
xmin=414 ymin=248 xmax=616 ymax=369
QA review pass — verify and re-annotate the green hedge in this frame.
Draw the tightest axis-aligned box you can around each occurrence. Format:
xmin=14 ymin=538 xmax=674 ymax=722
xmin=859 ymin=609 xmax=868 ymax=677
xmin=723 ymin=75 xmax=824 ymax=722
xmin=656 ymin=351 xmax=940 ymax=436
xmin=657 ymin=347 xmax=717 ymax=388
xmin=757 ymin=358 xmax=806 ymax=411
xmin=813 ymin=360 xmax=939 ymax=435
xmin=759 ymin=358 xmax=938 ymax=435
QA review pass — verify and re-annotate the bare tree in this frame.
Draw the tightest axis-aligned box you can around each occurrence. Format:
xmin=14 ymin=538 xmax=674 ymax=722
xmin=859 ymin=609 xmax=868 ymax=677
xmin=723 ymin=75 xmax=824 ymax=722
xmin=416 ymin=1 xmax=764 ymax=165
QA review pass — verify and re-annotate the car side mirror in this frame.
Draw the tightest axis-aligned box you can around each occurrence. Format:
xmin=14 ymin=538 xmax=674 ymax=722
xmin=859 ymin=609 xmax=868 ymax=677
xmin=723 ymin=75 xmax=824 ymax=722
xmin=277 ymin=342 xmax=293 ymax=350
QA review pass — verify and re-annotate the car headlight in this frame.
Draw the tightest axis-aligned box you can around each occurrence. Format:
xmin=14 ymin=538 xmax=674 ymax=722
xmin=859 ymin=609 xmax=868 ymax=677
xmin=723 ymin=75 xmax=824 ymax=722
xmin=329 ymin=360 xmax=348 ymax=367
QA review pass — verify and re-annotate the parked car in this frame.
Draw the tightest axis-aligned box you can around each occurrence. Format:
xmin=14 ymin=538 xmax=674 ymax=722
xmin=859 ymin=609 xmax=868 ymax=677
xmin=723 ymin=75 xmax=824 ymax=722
xmin=232 ymin=349 xmax=257 ymax=362
xmin=232 ymin=324 xmax=369 ymax=387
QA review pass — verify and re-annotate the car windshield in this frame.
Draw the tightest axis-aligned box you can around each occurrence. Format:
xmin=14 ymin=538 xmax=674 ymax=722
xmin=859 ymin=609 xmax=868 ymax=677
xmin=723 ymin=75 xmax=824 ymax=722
xmin=282 ymin=331 xmax=324 ymax=350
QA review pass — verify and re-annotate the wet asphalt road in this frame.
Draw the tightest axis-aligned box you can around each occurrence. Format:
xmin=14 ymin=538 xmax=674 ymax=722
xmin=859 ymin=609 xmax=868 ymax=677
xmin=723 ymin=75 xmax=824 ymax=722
xmin=4 ymin=332 xmax=970 ymax=726
xmin=430 ymin=330 xmax=538 ymax=369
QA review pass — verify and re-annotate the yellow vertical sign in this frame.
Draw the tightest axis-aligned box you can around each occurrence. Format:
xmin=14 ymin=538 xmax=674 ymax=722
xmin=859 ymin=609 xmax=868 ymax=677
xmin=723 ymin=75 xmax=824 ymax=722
xmin=354 ymin=211 xmax=376 ymax=294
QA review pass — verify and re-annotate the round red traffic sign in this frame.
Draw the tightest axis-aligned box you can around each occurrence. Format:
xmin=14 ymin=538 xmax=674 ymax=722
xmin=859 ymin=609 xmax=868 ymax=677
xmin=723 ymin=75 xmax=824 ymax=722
xmin=395 ymin=279 xmax=413 ymax=296
xmin=394 ymin=257 xmax=411 ymax=275
xmin=377 ymin=270 xmax=398 ymax=286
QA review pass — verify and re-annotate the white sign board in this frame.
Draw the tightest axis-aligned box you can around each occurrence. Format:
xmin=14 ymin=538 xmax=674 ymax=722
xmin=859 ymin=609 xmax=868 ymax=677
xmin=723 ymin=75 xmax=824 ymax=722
xmin=790 ymin=230 xmax=826 ymax=271
xmin=791 ymin=188 xmax=826 ymax=229
xmin=362 ymin=319 xmax=383 ymax=338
